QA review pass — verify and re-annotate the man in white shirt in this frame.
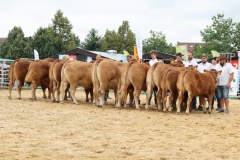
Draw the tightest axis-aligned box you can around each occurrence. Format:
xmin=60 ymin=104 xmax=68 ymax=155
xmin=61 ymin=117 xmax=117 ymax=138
xmin=197 ymin=54 xmax=214 ymax=111
xmin=211 ymin=57 xmax=220 ymax=111
xmin=148 ymin=50 xmax=159 ymax=105
xmin=184 ymin=52 xmax=198 ymax=110
xmin=197 ymin=54 xmax=214 ymax=73
xmin=149 ymin=50 xmax=158 ymax=66
xmin=184 ymin=52 xmax=198 ymax=67
xmin=216 ymin=56 xmax=234 ymax=114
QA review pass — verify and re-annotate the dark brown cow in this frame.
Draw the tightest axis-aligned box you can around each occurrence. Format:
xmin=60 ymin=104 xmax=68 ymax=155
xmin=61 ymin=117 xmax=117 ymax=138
xmin=176 ymin=69 xmax=218 ymax=114
xmin=8 ymin=59 xmax=31 ymax=99
xmin=117 ymin=62 xmax=149 ymax=110
xmin=25 ymin=58 xmax=54 ymax=100
xmin=60 ymin=60 xmax=93 ymax=104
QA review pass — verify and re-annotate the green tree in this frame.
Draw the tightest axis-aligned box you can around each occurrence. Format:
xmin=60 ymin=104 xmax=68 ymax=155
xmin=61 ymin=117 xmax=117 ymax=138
xmin=143 ymin=30 xmax=175 ymax=54
xmin=233 ymin=22 xmax=240 ymax=49
xmin=0 ymin=26 xmax=32 ymax=59
xmin=200 ymin=13 xmax=236 ymax=53
xmin=100 ymin=29 xmax=118 ymax=52
xmin=100 ymin=21 xmax=135 ymax=54
xmin=81 ymin=28 xmax=102 ymax=51
xmin=116 ymin=21 xmax=135 ymax=54
xmin=31 ymin=27 xmax=57 ymax=59
xmin=51 ymin=10 xmax=76 ymax=53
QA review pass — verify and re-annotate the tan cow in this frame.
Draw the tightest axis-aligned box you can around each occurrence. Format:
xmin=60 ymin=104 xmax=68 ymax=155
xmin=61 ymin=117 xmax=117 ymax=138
xmin=176 ymin=69 xmax=218 ymax=114
xmin=117 ymin=62 xmax=149 ymax=110
xmin=25 ymin=58 xmax=54 ymax=101
xmin=92 ymin=58 xmax=123 ymax=107
xmin=49 ymin=59 xmax=69 ymax=102
xmin=145 ymin=61 xmax=184 ymax=111
xmin=60 ymin=60 xmax=93 ymax=104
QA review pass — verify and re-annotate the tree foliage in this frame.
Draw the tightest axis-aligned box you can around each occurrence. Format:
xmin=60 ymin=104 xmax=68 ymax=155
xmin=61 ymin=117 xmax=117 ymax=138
xmin=101 ymin=21 xmax=135 ymax=54
xmin=0 ymin=26 xmax=32 ymax=59
xmin=142 ymin=30 xmax=175 ymax=54
xmin=31 ymin=27 xmax=57 ymax=59
xmin=200 ymin=14 xmax=237 ymax=53
xmin=51 ymin=10 xmax=76 ymax=53
xmin=81 ymin=28 xmax=102 ymax=51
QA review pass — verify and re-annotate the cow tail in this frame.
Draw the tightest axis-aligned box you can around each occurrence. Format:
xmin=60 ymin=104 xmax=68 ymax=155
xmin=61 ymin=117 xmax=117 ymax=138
xmin=123 ymin=62 xmax=134 ymax=83
xmin=8 ymin=59 xmax=18 ymax=87
xmin=61 ymin=60 xmax=71 ymax=82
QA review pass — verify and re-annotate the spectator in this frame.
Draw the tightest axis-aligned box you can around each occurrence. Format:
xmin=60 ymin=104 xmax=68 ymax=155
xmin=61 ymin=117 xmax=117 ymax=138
xmin=2 ymin=61 xmax=7 ymax=69
xmin=211 ymin=57 xmax=221 ymax=111
xmin=216 ymin=56 xmax=234 ymax=114
xmin=149 ymin=50 xmax=159 ymax=105
xmin=197 ymin=54 xmax=214 ymax=111
xmin=175 ymin=53 xmax=184 ymax=62
xmin=184 ymin=52 xmax=198 ymax=110
xmin=96 ymin=54 xmax=101 ymax=60
xmin=126 ymin=55 xmax=131 ymax=62
xmin=62 ymin=55 xmax=69 ymax=60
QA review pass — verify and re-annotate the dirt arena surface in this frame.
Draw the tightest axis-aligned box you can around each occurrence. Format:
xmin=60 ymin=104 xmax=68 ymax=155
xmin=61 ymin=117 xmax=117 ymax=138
xmin=0 ymin=88 xmax=240 ymax=160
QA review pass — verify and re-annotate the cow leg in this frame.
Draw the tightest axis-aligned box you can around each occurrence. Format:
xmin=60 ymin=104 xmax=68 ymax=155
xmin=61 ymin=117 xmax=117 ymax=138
xmin=60 ymin=81 xmax=69 ymax=104
xmin=199 ymin=96 xmax=206 ymax=113
xmin=207 ymin=95 xmax=214 ymax=114
xmin=69 ymin=84 xmax=79 ymax=104
xmin=162 ymin=89 xmax=167 ymax=112
xmin=29 ymin=83 xmax=37 ymax=101
xmin=176 ymin=91 xmax=184 ymax=114
xmin=186 ymin=93 xmax=194 ymax=114
xmin=145 ymin=85 xmax=153 ymax=110
xmin=133 ymin=89 xmax=141 ymax=110
xmin=8 ymin=78 xmax=16 ymax=100
xmin=156 ymin=88 xmax=162 ymax=111
xmin=85 ymin=89 xmax=90 ymax=102
xmin=116 ymin=88 xmax=122 ymax=108
xmin=17 ymin=80 xmax=24 ymax=100
xmin=41 ymin=85 xmax=47 ymax=98
xmin=52 ymin=81 xmax=57 ymax=102
xmin=56 ymin=81 xmax=61 ymax=102
xmin=168 ymin=91 xmax=174 ymax=112
xmin=98 ymin=84 xmax=107 ymax=107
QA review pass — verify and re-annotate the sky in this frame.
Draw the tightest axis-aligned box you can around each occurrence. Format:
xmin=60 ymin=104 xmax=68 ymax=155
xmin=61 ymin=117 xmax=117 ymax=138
xmin=0 ymin=0 xmax=240 ymax=45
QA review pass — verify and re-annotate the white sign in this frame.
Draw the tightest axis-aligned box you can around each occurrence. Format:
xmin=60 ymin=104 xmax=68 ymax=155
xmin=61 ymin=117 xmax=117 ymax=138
xmin=34 ymin=49 xmax=39 ymax=60
xmin=135 ymin=31 xmax=142 ymax=59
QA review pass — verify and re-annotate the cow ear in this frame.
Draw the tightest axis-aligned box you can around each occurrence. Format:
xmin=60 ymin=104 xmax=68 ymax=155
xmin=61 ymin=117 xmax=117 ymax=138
xmin=193 ymin=66 xmax=197 ymax=70
xmin=203 ymin=69 xmax=208 ymax=73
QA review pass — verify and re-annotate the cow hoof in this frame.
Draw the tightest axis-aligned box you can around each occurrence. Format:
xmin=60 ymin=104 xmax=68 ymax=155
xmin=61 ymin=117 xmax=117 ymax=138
xmin=8 ymin=96 xmax=12 ymax=100
xmin=43 ymin=96 xmax=47 ymax=98
xmin=203 ymin=112 xmax=207 ymax=114
xmin=17 ymin=98 xmax=21 ymax=100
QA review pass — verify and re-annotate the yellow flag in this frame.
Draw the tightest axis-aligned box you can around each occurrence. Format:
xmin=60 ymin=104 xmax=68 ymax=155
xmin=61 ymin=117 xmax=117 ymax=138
xmin=133 ymin=45 xmax=140 ymax=63
xmin=211 ymin=50 xmax=220 ymax=57
xmin=176 ymin=45 xmax=187 ymax=61
xmin=123 ymin=50 xmax=130 ymax=56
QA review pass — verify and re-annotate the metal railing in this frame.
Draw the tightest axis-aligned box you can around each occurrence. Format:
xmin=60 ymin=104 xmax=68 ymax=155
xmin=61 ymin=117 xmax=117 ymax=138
xmin=0 ymin=69 xmax=9 ymax=90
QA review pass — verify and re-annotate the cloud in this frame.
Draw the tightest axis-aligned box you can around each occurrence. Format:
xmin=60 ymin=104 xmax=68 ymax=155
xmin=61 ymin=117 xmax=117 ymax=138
xmin=0 ymin=0 xmax=240 ymax=45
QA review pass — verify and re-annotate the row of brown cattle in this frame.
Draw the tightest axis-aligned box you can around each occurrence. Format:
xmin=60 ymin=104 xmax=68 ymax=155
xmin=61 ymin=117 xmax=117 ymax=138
xmin=8 ymin=58 xmax=218 ymax=114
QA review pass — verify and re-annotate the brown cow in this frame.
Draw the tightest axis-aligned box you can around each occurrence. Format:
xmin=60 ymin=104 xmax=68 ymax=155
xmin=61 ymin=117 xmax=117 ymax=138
xmin=60 ymin=60 xmax=93 ymax=104
xmin=8 ymin=59 xmax=31 ymax=99
xmin=92 ymin=58 xmax=123 ymax=107
xmin=145 ymin=61 xmax=184 ymax=111
xmin=49 ymin=59 xmax=69 ymax=102
xmin=25 ymin=58 xmax=54 ymax=101
xmin=176 ymin=69 xmax=218 ymax=114
xmin=117 ymin=62 xmax=149 ymax=110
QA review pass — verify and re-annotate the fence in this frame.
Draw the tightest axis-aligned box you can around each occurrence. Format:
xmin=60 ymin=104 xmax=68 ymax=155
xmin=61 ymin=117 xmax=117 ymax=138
xmin=0 ymin=69 xmax=9 ymax=90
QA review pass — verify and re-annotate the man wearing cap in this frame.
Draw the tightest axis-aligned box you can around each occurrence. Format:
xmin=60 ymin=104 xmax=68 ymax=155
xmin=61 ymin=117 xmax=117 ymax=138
xmin=175 ymin=53 xmax=184 ymax=62
xmin=216 ymin=56 xmax=234 ymax=114
xmin=196 ymin=54 xmax=214 ymax=111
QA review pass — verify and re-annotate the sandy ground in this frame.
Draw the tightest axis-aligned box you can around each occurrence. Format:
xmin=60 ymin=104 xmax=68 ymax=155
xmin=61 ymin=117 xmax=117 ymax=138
xmin=0 ymin=88 xmax=240 ymax=160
